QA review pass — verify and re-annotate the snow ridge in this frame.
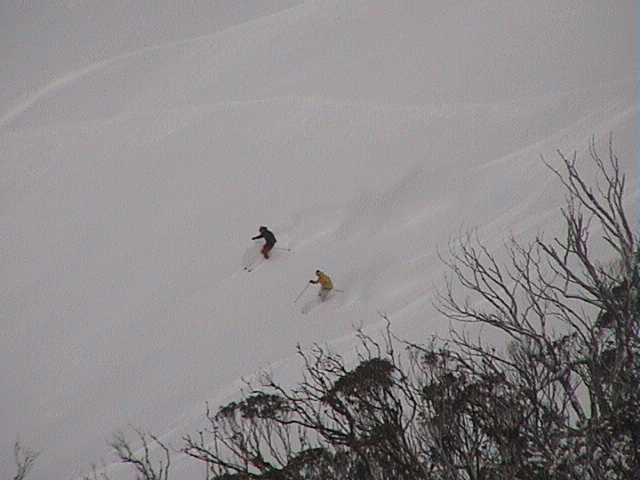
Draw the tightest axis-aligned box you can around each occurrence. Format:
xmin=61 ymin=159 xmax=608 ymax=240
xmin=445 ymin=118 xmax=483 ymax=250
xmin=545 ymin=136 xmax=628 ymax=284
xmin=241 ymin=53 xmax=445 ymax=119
xmin=0 ymin=2 xmax=636 ymax=479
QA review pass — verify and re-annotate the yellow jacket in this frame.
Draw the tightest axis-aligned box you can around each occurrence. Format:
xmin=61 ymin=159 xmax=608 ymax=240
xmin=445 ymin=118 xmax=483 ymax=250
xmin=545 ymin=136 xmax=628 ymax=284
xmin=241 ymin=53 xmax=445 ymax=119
xmin=312 ymin=271 xmax=333 ymax=290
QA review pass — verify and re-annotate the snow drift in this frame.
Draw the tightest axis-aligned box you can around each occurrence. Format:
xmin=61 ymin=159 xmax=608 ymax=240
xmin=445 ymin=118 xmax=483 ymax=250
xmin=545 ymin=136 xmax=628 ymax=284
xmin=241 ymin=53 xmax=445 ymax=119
xmin=0 ymin=1 xmax=636 ymax=479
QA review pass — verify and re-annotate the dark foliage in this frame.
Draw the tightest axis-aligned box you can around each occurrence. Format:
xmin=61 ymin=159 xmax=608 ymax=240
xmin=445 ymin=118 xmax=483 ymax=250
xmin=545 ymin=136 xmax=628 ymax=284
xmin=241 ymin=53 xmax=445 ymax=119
xmin=181 ymin=138 xmax=638 ymax=480
xmin=17 ymin=139 xmax=635 ymax=480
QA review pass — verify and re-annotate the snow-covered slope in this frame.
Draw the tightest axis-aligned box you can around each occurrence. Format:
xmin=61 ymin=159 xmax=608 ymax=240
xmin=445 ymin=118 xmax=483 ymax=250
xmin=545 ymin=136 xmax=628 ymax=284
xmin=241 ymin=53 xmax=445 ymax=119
xmin=0 ymin=0 xmax=303 ymax=117
xmin=1 ymin=1 xmax=636 ymax=479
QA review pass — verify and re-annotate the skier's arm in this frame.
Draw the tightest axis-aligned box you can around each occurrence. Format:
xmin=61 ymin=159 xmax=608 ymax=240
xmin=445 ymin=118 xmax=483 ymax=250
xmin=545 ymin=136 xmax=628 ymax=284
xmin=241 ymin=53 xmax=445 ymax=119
xmin=252 ymin=234 xmax=263 ymax=240
xmin=309 ymin=279 xmax=318 ymax=284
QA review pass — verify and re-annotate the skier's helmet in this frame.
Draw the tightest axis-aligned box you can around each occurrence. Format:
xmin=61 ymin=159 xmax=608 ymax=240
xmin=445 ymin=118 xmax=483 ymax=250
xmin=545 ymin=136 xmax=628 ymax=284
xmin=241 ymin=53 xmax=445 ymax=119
xmin=259 ymin=226 xmax=267 ymax=232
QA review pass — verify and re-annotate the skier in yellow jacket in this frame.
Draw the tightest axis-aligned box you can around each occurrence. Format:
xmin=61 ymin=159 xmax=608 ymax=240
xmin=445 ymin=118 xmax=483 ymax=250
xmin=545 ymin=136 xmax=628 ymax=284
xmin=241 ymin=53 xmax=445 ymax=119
xmin=309 ymin=270 xmax=333 ymax=301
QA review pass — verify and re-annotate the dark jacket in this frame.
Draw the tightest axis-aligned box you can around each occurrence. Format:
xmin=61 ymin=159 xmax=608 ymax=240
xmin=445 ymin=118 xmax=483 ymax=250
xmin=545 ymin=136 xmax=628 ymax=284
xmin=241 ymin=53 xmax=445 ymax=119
xmin=252 ymin=229 xmax=276 ymax=247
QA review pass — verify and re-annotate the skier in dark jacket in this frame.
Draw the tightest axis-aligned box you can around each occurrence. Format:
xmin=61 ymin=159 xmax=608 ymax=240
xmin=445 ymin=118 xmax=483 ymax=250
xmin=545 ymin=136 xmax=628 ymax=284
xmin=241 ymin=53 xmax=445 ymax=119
xmin=252 ymin=226 xmax=277 ymax=259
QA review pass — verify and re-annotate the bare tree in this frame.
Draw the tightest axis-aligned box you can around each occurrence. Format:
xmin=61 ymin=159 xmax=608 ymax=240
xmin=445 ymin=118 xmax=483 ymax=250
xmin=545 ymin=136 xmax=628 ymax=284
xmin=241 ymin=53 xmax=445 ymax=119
xmin=12 ymin=440 xmax=39 ymax=480
xmin=182 ymin=324 xmax=445 ymax=480
xmin=436 ymin=137 xmax=639 ymax=478
xmin=79 ymin=463 xmax=112 ymax=480
xmin=183 ymin=388 xmax=334 ymax=479
xmin=109 ymin=428 xmax=171 ymax=480
xmin=102 ymin=137 xmax=635 ymax=480
xmin=259 ymin=331 xmax=424 ymax=480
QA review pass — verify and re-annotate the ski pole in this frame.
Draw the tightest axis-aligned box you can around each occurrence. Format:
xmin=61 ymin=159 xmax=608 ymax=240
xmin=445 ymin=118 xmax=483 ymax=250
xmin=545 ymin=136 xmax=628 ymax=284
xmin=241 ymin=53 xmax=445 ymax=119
xmin=294 ymin=284 xmax=310 ymax=303
xmin=274 ymin=247 xmax=293 ymax=252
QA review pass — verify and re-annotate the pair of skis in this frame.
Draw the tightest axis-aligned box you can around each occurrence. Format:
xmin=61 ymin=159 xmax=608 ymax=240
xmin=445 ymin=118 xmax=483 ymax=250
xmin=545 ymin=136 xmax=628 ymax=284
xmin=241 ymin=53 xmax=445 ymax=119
xmin=294 ymin=284 xmax=345 ymax=301
xmin=294 ymin=284 xmax=344 ymax=314
xmin=242 ymin=247 xmax=292 ymax=272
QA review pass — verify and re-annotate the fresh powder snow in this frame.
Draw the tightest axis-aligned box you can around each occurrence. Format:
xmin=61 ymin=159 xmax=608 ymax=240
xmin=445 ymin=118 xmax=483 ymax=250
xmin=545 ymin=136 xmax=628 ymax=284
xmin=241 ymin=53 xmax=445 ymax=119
xmin=1 ymin=1 xmax=636 ymax=479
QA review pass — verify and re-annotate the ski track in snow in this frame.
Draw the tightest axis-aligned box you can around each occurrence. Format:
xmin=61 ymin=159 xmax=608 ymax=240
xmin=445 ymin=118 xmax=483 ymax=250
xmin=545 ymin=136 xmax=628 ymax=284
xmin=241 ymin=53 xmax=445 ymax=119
xmin=0 ymin=0 xmax=310 ymax=131
xmin=3 ymin=88 xmax=637 ymax=480
xmin=1 ymin=2 xmax=636 ymax=479
xmin=5 ymin=92 xmax=637 ymax=480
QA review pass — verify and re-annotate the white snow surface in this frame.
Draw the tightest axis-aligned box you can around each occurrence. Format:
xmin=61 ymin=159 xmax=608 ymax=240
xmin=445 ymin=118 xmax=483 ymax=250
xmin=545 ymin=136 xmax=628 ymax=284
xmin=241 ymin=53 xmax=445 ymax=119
xmin=1 ymin=1 xmax=637 ymax=479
